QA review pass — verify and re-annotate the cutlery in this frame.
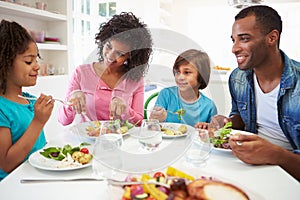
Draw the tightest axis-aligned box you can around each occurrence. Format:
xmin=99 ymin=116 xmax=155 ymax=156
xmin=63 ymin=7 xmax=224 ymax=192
xmin=81 ymin=112 xmax=92 ymax=122
xmin=106 ymin=179 xmax=170 ymax=188
xmin=20 ymin=178 xmax=105 ymax=183
xmin=18 ymin=95 xmax=71 ymax=105
xmin=20 ymin=178 xmax=170 ymax=188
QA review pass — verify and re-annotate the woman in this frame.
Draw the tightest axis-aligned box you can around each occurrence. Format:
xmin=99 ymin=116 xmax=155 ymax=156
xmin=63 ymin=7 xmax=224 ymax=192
xmin=58 ymin=12 xmax=153 ymax=125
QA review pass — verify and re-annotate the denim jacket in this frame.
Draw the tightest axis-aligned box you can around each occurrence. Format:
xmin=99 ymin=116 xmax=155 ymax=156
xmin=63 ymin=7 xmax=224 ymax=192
xmin=228 ymin=50 xmax=300 ymax=152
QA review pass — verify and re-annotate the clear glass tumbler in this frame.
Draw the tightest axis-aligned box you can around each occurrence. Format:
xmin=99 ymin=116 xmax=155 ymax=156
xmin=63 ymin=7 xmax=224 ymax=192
xmin=185 ymin=129 xmax=213 ymax=167
xmin=92 ymin=121 xmax=123 ymax=178
xmin=138 ymin=119 xmax=162 ymax=151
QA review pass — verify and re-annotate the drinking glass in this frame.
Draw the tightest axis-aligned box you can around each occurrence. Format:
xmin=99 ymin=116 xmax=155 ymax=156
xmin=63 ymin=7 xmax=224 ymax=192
xmin=185 ymin=129 xmax=213 ymax=167
xmin=92 ymin=121 xmax=123 ymax=178
xmin=138 ymin=119 xmax=162 ymax=151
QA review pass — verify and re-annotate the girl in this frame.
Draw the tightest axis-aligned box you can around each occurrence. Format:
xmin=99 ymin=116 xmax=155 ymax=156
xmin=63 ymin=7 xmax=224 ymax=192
xmin=0 ymin=20 xmax=54 ymax=181
xmin=150 ymin=49 xmax=217 ymax=127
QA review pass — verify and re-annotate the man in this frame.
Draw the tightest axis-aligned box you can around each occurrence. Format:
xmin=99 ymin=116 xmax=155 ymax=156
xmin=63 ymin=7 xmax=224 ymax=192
xmin=211 ymin=5 xmax=300 ymax=180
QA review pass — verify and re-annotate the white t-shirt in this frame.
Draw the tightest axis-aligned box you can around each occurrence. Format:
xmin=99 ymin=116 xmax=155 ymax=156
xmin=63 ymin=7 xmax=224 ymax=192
xmin=254 ymin=74 xmax=292 ymax=150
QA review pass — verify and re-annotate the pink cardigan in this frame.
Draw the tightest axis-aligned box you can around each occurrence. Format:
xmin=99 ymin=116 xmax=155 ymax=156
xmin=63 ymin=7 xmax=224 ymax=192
xmin=58 ymin=63 xmax=144 ymax=125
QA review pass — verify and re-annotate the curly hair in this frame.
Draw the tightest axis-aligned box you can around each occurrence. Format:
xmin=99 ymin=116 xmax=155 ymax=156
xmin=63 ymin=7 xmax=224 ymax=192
xmin=95 ymin=12 xmax=153 ymax=81
xmin=173 ymin=49 xmax=211 ymax=90
xmin=235 ymin=5 xmax=282 ymax=47
xmin=0 ymin=20 xmax=35 ymax=94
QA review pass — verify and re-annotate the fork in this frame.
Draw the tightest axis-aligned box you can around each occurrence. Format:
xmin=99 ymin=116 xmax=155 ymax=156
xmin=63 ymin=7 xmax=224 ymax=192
xmin=18 ymin=95 xmax=72 ymax=105
xmin=20 ymin=178 xmax=170 ymax=188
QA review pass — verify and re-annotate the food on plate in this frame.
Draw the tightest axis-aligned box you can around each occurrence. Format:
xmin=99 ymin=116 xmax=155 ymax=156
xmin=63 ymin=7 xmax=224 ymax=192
xmin=210 ymin=122 xmax=232 ymax=149
xmin=39 ymin=143 xmax=93 ymax=166
xmin=122 ymin=172 xmax=170 ymax=200
xmin=121 ymin=166 xmax=249 ymax=200
xmin=86 ymin=119 xmax=134 ymax=136
xmin=177 ymin=125 xmax=187 ymax=134
xmin=85 ymin=120 xmax=101 ymax=136
xmin=166 ymin=166 xmax=194 ymax=181
xmin=168 ymin=179 xmax=249 ymax=200
xmin=161 ymin=124 xmax=188 ymax=136
xmin=213 ymin=65 xmax=231 ymax=71
xmin=71 ymin=151 xmax=92 ymax=164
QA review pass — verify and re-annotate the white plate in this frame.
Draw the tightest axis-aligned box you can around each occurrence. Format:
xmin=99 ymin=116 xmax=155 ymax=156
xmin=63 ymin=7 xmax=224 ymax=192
xmin=161 ymin=123 xmax=192 ymax=139
xmin=111 ymin=169 xmax=264 ymax=200
xmin=212 ymin=129 xmax=254 ymax=153
xmin=28 ymin=150 xmax=92 ymax=171
xmin=70 ymin=121 xmax=131 ymax=140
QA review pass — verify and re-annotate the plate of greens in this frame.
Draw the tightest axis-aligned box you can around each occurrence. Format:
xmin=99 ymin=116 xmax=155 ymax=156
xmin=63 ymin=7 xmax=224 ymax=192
xmin=210 ymin=122 xmax=254 ymax=153
xmin=28 ymin=143 xmax=93 ymax=171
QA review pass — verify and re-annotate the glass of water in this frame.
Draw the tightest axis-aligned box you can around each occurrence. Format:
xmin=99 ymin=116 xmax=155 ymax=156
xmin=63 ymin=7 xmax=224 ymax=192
xmin=185 ymin=129 xmax=213 ymax=167
xmin=92 ymin=121 xmax=123 ymax=178
xmin=138 ymin=119 xmax=162 ymax=151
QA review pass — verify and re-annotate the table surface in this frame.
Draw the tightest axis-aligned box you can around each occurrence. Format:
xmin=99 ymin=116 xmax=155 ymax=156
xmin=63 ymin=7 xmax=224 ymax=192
xmin=1 ymin=126 xmax=299 ymax=200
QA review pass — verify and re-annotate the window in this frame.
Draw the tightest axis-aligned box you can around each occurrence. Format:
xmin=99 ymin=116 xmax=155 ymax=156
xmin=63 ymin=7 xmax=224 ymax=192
xmin=99 ymin=2 xmax=116 ymax=17
xmin=71 ymin=0 xmax=117 ymax=68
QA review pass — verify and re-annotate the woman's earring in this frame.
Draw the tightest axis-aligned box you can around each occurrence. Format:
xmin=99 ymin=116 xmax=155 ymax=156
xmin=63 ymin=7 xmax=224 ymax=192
xmin=124 ymin=60 xmax=128 ymax=65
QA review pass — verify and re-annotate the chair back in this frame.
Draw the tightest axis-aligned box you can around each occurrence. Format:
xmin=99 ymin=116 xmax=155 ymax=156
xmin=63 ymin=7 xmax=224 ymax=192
xmin=144 ymin=92 xmax=159 ymax=119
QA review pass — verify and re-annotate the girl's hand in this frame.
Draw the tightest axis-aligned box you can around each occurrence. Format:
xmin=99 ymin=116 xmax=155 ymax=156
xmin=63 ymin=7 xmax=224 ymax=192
xmin=33 ymin=93 xmax=54 ymax=124
xmin=149 ymin=106 xmax=167 ymax=122
xmin=69 ymin=90 xmax=86 ymax=114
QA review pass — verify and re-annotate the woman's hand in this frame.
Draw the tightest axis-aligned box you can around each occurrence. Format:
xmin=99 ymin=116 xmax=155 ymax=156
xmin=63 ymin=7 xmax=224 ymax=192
xmin=149 ymin=106 xmax=167 ymax=122
xmin=109 ymin=97 xmax=127 ymax=118
xmin=69 ymin=90 xmax=86 ymax=114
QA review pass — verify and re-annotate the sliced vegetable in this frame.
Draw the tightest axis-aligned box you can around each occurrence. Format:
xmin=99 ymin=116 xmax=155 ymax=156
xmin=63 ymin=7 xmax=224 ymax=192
xmin=143 ymin=183 xmax=168 ymax=200
xmin=166 ymin=166 xmax=194 ymax=181
xmin=130 ymin=185 xmax=145 ymax=198
xmin=133 ymin=193 xmax=148 ymax=200
xmin=80 ymin=147 xmax=89 ymax=154
xmin=153 ymin=172 xmax=165 ymax=178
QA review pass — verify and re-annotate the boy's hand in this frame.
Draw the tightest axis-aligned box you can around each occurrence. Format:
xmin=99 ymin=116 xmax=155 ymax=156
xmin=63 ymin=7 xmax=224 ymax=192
xmin=149 ymin=106 xmax=167 ymax=122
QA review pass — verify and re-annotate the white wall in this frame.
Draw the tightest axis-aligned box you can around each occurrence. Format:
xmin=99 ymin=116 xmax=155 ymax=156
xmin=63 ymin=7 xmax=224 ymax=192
xmin=126 ymin=0 xmax=300 ymax=116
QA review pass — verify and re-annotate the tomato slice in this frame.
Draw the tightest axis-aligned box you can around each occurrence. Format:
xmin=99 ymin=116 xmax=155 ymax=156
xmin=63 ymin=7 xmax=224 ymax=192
xmin=80 ymin=147 xmax=89 ymax=154
xmin=153 ymin=172 xmax=165 ymax=178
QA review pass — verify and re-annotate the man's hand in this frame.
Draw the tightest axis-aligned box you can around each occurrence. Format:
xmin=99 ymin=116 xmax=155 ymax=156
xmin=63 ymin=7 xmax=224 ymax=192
xmin=229 ymin=133 xmax=282 ymax=165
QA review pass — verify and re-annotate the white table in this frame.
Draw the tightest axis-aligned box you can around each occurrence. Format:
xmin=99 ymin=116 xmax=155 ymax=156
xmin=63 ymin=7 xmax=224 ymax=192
xmin=1 ymin=128 xmax=299 ymax=200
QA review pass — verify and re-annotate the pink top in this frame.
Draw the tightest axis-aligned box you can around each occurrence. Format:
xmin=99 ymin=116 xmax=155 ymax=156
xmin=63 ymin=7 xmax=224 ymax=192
xmin=58 ymin=63 xmax=144 ymax=125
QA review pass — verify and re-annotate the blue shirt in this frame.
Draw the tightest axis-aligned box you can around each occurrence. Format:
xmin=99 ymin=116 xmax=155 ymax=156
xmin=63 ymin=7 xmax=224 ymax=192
xmin=0 ymin=92 xmax=46 ymax=181
xmin=155 ymin=86 xmax=217 ymax=126
xmin=228 ymin=50 xmax=300 ymax=152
